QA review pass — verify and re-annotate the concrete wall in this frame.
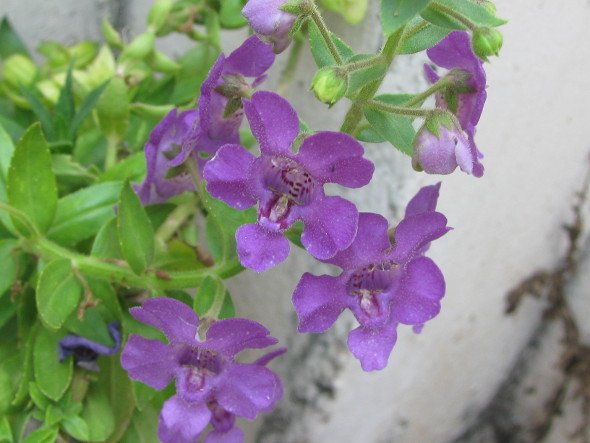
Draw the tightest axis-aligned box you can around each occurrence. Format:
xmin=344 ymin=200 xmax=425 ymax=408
xmin=2 ymin=1 xmax=590 ymax=442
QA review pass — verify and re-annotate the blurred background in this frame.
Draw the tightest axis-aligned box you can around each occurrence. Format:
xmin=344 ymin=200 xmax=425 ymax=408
xmin=1 ymin=0 xmax=590 ymax=442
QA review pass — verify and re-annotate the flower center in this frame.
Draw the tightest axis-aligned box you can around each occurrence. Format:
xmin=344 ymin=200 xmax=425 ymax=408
xmin=263 ymin=157 xmax=316 ymax=206
xmin=176 ymin=346 xmax=222 ymax=402
xmin=346 ymin=261 xmax=398 ymax=317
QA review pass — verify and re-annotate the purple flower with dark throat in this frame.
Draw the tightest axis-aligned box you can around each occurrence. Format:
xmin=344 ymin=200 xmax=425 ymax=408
xmin=424 ymin=31 xmax=487 ymax=177
xmin=204 ymin=91 xmax=374 ymax=272
xmin=292 ymin=184 xmax=450 ymax=371
xmin=242 ymin=0 xmax=297 ymax=54
xmin=58 ymin=322 xmax=122 ymax=371
xmin=121 ymin=297 xmax=284 ymax=443
xmin=136 ymin=35 xmax=275 ymax=205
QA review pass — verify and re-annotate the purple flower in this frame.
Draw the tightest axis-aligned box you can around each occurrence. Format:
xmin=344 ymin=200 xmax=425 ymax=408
xmin=424 ymin=31 xmax=487 ymax=177
xmin=292 ymin=184 xmax=450 ymax=371
xmin=120 ymin=297 xmax=284 ymax=443
xmin=203 ymin=91 xmax=374 ymax=272
xmin=136 ymin=35 xmax=275 ymax=205
xmin=412 ymin=118 xmax=474 ymax=175
xmin=58 ymin=322 xmax=122 ymax=371
xmin=242 ymin=0 xmax=297 ymax=54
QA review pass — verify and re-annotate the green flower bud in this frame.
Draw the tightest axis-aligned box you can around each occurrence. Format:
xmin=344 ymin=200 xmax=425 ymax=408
xmin=472 ymin=27 xmax=503 ymax=61
xmin=121 ymin=31 xmax=156 ymax=60
xmin=69 ymin=41 xmax=99 ymax=68
xmin=149 ymin=51 xmax=181 ymax=73
xmin=37 ymin=41 xmax=70 ymax=69
xmin=2 ymin=54 xmax=38 ymax=88
xmin=319 ymin=0 xmax=368 ymax=25
xmin=311 ymin=67 xmax=348 ymax=106
xmin=148 ymin=0 xmax=174 ymax=33
xmin=101 ymin=18 xmax=123 ymax=49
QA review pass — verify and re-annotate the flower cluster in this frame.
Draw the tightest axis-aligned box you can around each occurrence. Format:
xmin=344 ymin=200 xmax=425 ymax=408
xmin=293 ymin=184 xmax=449 ymax=370
xmin=136 ymin=35 xmax=275 ymax=205
xmin=121 ymin=297 xmax=284 ymax=443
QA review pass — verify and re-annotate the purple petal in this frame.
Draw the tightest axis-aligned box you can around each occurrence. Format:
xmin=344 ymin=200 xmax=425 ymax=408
xmin=427 ymin=31 xmax=479 ymax=73
xmin=293 ymin=273 xmax=348 ymax=333
xmin=242 ymin=0 xmax=296 ymax=54
xmin=405 ymin=183 xmax=441 ymax=218
xmin=130 ymin=297 xmax=199 ymax=344
xmin=300 ymin=196 xmax=358 ymax=260
xmin=236 ymin=223 xmax=290 ymax=272
xmin=243 ymin=91 xmax=299 ymax=155
xmin=253 ymin=348 xmax=287 ymax=367
xmin=205 ymin=427 xmax=244 ymax=443
xmin=59 ymin=322 xmax=121 ymax=362
xmin=158 ymin=395 xmax=211 ymax=443
xmin=423 ymin=63 xmax=440 ymax=84
xmin=390 ymin=212 xmax=450 ymax=264
xmin=391 ymin=257 xmax=445 ymax=325
xmin=198 ymin=54 xmax=226 ymax=135
xmin=296 ymin=132 xmax=374 ymax=187
xmin=204 ymin=144 xmax=257 ymax=210
xmin=347 ymin=322 xmax=398 ymax=371
xmin=328 ymin=212 xmax=391 ymax=271
xmin=216 ymin=363 xmax=282 ymax=419
xmin=120 ymin=335 xmax=176 ymax=390
xmin=225 ymin=35 xmax=275 ymax=77
xmin=206 ymin=318 xmax=278 ymax=356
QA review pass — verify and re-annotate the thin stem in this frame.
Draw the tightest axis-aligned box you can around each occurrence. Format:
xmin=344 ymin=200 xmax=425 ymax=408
xmin=340 ymin=26 xmax=406 ymax=134
xmin=401 ymin=19 xmax=429 ymax=43
xmin=155 ymin=199 xmax=198 ymax=249
xmin=366 ymin=100 xmax=434 ymax=117
xmin=343 ymin=55 xmax=385 ymax=73
xmin=403 ymin=76 xmax=453 ymax=107
xmin=104 ymin=135 xmax=119 ymax=171
xmin=309 ymin=2 xmax=343 ymax=65
xmin=429 ymin=2 xmax=477 ymax=31
xmin=277 ymin=34 xmax=304 ymax=95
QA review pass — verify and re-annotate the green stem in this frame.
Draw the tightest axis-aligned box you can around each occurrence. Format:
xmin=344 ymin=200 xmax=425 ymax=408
xmin=366 ymin=100 xmax=434 ymax=117
xmin=104 ymin=135 xmax=119 ymax=170
xmin=155 ymin=199 xmax=198 ymax=249
xmin=341 ymin=26 xmax=406 ymax=134
xmin=309 ymin=2 xmax=343 ymax=65
xmin=0 ymin=202 xmax=40 ymax=237
xmin=429 ymin=1 xmax=478 ymax=30
xmin=401 ymin=19 xmax=429 ymax=43
xmin=403 ymin=76 xmax=453 ymax=107
xmin=343 ymin=55 xmax=385 ymax=73
xmin=277 ymin=34 xmax=304 ymax=95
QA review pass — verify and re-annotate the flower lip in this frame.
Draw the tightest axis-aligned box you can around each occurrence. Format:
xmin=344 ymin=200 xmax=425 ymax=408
xmin=262 ymin=156 xmax=317 ymax=206
xmin=177 ymin=345 xmax=222 ymax=375
xmin=346 ymin=260 xmax=398 ymax=297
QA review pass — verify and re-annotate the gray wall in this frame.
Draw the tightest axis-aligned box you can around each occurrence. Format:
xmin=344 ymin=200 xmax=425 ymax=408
xmin=2 ymin=1 xmax=590 ymax=442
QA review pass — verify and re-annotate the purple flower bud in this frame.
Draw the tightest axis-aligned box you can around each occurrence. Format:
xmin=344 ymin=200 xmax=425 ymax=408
xmin=412 ymin=121 xmax=479 ymax=176
xmin=58 ymin=322 xmax=122 ymax=372
xmin=120 ymin=297 xmax=285 ymax=443
xmin=242 ymin=0 xmax=297 ymax=53
xmin=424 ymin=31 xmax=487 ymax=176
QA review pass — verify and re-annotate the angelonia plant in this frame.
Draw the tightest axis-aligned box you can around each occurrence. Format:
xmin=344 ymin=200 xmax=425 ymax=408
xmin=0 ymin=0 xmax=505 ymax=441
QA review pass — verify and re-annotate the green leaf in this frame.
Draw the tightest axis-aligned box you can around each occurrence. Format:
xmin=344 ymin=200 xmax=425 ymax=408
xmin=345 ymin=55 xmax=388 ymax=98
xmin=54 ymin=67 xmax=75 ymax=140
xmin=36 ymin=259 xmax=82 ymax=330
xmin=33 ymin=327 xmax=73 ymax=402
xmin=194 ymin=276 xmax=235 ymax=319
xmin=205 ymin=214 xmax=227 ymax=264
xmin=69 ymin=81 xmax=109 ymax=140
xmin=87 ymin=279 xmax=124 ymax=321
xmin=99 ymin=152 xmax=146 ymax=183
xmin=399 ymin=18 xmax=450 ymax=54
xmin=11 ymin=324 xmax=37 ymax=408
xmin=0 ymin=291 xmax=16 ymax=330
xmin=422 ymin=0 xmax=507 ymax=29
xmin=220 ymin=0 xmax=248 ymax=28
xmin=28 ymin=382 xmax=50 ymax=411
xmin=64 ymin=308 xmax=112 ymax=347
xmin=381 ymin=0 xmax=432 ymax=35
xmin=0 ymin=416 xmax=12 ymax=443
xmin=0 ymin=18 xmax=29 ymax=59
xmin=7 ymin=123 xmax=58 ymax=234
xmin=51 ymin=154 xmax=96 ymax=183
xmin=0 ymin=239 xmax=17 ymax=296
xmin=284 ymin=221 xmax=304 ymax=249
xmin=363 ymin=94 xmax=416 ymax=155
xmin=120 ymin=407 xmax=159 ymax=443
xmin=18 ymin=87 xmax=55 ymax=141
xmin=62 ymin=415 xmax=90 ymax=441
xmin=48 ymin=181 xmax=122 ymax=246
xmin=171 ymin=45 xmax=219 ymax=105
xmin=117 ymin=181 xmax=154 ymax=274
xmin=101 ymin=355 xmax=136 ymax=443
xmin=308 ymin=21 xmax=355 ymax=68
xmin=0 ymin=115 xmax=24 ymax=142
xmin=0 ymin=123 xmax=15 ymax=232
xmin=0 ymin=365 xmax=12 ymax=416
xmin=81 ymin=383 xmax=115 ymax=442
xmin=91 ymin=218 xmax=121 ymax=259
xmin=22 ymin=426 xmax=59 ymax=443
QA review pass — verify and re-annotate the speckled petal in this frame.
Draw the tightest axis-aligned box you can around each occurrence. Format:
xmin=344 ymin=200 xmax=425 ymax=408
xmin=130 ymin=297 xmax=198 ymax=344
xmin=347 ymin=322 xmax=398 ymax=371
xmin=236 ymin=223 xmax=290 ymax=272
xmin=158 ymin=395 xmax=211 ymax=443
xmin=206 ymin=318 xmax=278 ymax=356
xmin=120 ymin=335 xmax=176 ymax=390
